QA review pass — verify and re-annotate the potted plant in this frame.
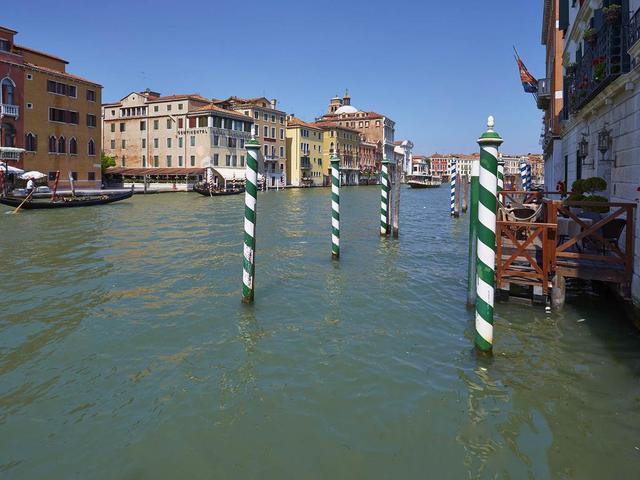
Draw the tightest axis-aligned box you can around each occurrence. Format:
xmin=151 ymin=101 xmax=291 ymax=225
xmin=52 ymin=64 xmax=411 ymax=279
xmin=583 ymin=28 xmax=598 ymax=47
xmin=568 ymin=177 xmax=609 ymax=213
xmin=603 ymin=4 xmax=622 ymax=25
xmin=593 ymin=57 xmax=607 ymax=82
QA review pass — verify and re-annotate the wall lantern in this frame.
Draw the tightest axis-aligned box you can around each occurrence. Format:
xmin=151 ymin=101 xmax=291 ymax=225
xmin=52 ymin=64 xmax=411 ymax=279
xmin=597 ymin=126 xmax=612 ymax=161
xmin=578 ymin=134 xmax=590 ymax=160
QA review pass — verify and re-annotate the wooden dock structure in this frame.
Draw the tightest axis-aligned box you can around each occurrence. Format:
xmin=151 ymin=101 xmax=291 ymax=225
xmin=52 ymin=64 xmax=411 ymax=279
xmin=494 ymin=190 xmax=636 ymax=307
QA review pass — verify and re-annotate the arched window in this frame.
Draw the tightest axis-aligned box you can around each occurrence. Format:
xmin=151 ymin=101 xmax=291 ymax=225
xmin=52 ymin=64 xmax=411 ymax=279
xmin=69 ymin=137 xmax=77 ymax=155
xmin=88 ymin=138 xmax=95 ymax=156
xmin=1 ymin=122 xmax=15 ymax=147
xmin=58 ymin=136 xmax=66 ymax=154
xmin=48 ymin=136 xmax=57 ymax=153
xmin=25 ymin=132 xmax=37 ymax=152
xmin=1 ymin=77 xmax=15 ymax=105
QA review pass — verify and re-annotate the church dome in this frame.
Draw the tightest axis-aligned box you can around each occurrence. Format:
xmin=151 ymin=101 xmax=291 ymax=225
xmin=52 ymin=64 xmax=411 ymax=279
xmin=334 ymin=105 xmax=358 ymax=114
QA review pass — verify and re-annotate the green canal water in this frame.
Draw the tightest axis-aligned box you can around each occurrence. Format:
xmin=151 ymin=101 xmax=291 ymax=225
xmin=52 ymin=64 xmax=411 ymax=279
xmin=1 ymin=186 xmax=639 ymax=479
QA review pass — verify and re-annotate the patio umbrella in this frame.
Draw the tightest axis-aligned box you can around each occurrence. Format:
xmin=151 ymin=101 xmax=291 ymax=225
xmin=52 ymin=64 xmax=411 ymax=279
xmin=0 ymin=163 xmax=24 ymax=174
xmin=20 ymin=171 xmax=47 ymax=180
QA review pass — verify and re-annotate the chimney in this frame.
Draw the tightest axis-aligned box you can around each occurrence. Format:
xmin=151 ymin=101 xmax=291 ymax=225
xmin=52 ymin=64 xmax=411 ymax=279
xmin=270 ymin=98 xmax=277 ymax=109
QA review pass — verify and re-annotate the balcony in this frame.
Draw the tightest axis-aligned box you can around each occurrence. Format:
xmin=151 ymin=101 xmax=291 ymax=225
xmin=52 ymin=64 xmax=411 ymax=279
xmin=301 ymin=158 xmax=311 ymax=169
xmin=0 ymin=103 xmax=19 ymax=118
xmin=536 ymin=78 xmax=551 ymax=110
xmin=567 ymin=14 xmax=630 ymax=114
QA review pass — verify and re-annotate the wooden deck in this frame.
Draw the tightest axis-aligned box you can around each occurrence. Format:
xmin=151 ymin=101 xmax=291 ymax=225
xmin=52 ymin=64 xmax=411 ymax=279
xmin=495 ymin=191 xmax=636 ymax=305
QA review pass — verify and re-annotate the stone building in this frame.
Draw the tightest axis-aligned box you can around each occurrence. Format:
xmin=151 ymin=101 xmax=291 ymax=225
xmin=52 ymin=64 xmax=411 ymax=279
xmin=285 ymin=116 xmax=324 ymax=187
xmin=394 ymin=140 xmax=414 ymax=180
xmin=214 ymin=96 xmax=287 ymax=189
xmin=316 ymin=122 xmax=360 ymax=186
xmin=1 ymin=25 xmax=102 ymax=188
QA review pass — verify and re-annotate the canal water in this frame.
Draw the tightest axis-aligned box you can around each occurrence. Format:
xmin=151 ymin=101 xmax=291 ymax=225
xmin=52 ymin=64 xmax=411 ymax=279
xmin=1 ymin=186 xmax=639 ymax=479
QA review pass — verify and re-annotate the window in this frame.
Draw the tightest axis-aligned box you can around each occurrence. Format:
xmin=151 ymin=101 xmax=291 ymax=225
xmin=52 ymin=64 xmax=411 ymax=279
xmin=232 ymin=155 xmax=237 ymax=166
xmin=47 ymin=80 xmax=66 ymax=95
xmin=271 ymin=114 xmax=275 ymax=123
xmin=240 ymin=139 xmax=244 ymax=149
xmin=198 ymin=116 xmax=208 ymax=128
xmin=189 ymin=117 xmax=196 ymax=128
xmin=375 ymin=120 xmax=380 ymax=127
xmin=154 ymin=105 xmax=159 ymax=112
xmin=271 ymin=127 xmax=275 ymax=138
xmin=213 ymin=135 xmax=219 ymax=146
xmin=86 ymin=89 xmax=96 ymax=101
xmin=280 ymin=146 xmax=284 ymax=157
xmin=241 ymin=155 xmax=245 ymax=166
xmin=70 ymin=138 xmax=77 ymax=155
xmin=58 ymin=136 xmax=66 ymax=154
xmin=111 ymin=123 xmax=116 ymax=132
xmin=0 ymin=39 xmax=9 ymax=52
xmin=279 ymin=116 xmax=284 ymax=124
xmin=68 ymin=85 xmax=77 ymax=98
xmin=142 ymin=138 xmax=146 ymax=148
xmin=280 ymin=128 xmax=284 ymax=139
xmin=190 ymin=155 xmax=195 ymax=166
xmin=264 ymin=125 xmax=268 ymax=137
xmin=166 ymin=155 xmax=172 ymax=167
xmin=153 ymin=138 xmax=158 ymax=148
xmin=271 ymin=146 xmax=275 ymax=157
xmin=142 ymin=155 xmax=147 ymax=167
xmin=87 ymin=114 xmax=96 ymax=127
xmin=225 ymin=154 xmax=231 ymax=166
xmin=253 ymin=111 xmax=258 ymax=119
xmin=255 ymin=124 xmax=260 ymax=137
xmin=121 ymin=156 xmax=125 ymax=167
xmin=26 ymin=102 xmax=33 ymax=109
xmin=71 ymin=172 xmax=78 ymax=181
xmin=25 ymin=133 xmax=37 ymax=152
xmin=88 ymin=171 xmax=96 ymax=181
xmin=167 ymin=104 xmax=172 ymax=111
xmin=153 ymin=155 xmax=159 ymax=167
xmin=110 ymin=139 xmax=115 ymax=149
xmin=140 ymin=121 xmax=146 ymax=131
xmin=26 ymin=73 xmax=33 ymax=80
xmin=167 ymin=118 xmax=172 ymax=129
xmin=48 ymin=171 xmax=57 ymax=181
xmin=190 ymin=136 xmax=195 ymax=146
xmin=154 ymin=119 xmax=159 ymax=130
xmin=167 ymin=138 xmax=172 ymax=148
xmin=122 ymin=139 xmax=126 ymax=148
xmin=228 ymin=137 xmax=237 ymax=148
xmin=213 ymin=154 xmax=219 ymax=166
xmin=120 ymin=122 xmax=125 ymax=132
xmin=178 ymin=103 xmax=183 ymax=110
xmin=178 ymin=155 xmax=183 ymax=166
xmin=88 ymin=139 xmax=95 ymax=156
xmin=178 ymin=137 xmax=183 ymax=148
xmin=178 ymin=118 xmax=183 ymax=129
xmin=263 ymin=113 xmax=268 ymax=121
xmin=263 ymin=145 xmax=268 ymax=156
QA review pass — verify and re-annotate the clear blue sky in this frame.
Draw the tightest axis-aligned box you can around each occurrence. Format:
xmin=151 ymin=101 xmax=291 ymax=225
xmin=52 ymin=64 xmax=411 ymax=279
xmin=6 ymin=0 xmax=545 ymax=155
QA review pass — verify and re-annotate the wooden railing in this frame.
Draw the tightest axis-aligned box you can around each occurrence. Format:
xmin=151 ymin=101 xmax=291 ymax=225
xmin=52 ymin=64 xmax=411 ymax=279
xmin=496 ymin=221 xmax=557 ymax=295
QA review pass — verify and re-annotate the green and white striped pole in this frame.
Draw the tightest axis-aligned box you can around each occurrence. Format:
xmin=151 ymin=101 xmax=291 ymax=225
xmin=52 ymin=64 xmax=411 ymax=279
xmin=242 ymin=136 xmax=261 ymax=304
xmin=466 ymin=157 xmax=480 ymax=308
xmin=497 ymin=161 xmax=504 ymax=193
xmin=475 ymin=116 xmax=503 ymax=354
xmin=331 ymin=152 xmax=340 ymax=258
xmin=380 ymin=157 xmax=390 ymax=236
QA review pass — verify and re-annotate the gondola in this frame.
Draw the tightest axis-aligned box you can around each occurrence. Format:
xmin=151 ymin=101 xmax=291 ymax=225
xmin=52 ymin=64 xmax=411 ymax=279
xmin=193 ymin=183 xmax=244 ymax=197
xmin=0 ymin=189 xmax=134 ymax=209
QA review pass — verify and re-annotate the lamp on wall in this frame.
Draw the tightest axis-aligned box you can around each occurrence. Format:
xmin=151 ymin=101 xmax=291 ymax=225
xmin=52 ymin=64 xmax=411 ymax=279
xmin=597 ymin=124 xmax=613 ymax=162
xmin=578 ymin=133 xmax=592 ymax=166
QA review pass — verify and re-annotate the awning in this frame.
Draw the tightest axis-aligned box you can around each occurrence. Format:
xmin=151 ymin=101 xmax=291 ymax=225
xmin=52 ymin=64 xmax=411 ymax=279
xmin=105 ymin=167 xmax=205 ymax=176
xmin=210 ymin=167 xmax=245 ymax=181
xmin=0 ymin=163 xmax=24 ymax=174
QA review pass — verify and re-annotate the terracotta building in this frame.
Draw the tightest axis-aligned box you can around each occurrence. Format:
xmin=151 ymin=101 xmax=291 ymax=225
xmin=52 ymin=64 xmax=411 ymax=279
xmin=0 ymin=25 xmax=102 ymax=187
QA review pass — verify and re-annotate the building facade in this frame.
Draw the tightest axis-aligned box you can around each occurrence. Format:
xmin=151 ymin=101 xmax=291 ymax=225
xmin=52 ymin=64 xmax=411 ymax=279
xmin=1 ymin=25 xmax=102 ymax=188
xmin=214 ymin=96 xmax=287 ymax=189
xmin=359 ymin=136 xmax=379 ymax=184
xmin=317 ymin=122 xmax=360 ymax=186
xmin=394 ymin=140 xmax=414 ymax=179
xmin=285 ymin=116 xmax=324 ymax=187
xmin=428 ymin=153 xmax=454 ymax=179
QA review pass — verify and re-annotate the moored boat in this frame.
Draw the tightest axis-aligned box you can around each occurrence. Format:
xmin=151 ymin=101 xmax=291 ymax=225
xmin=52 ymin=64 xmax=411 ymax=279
xmin=0 ymin=189 xmax=134 ymax=209
xmin=407 ymin=175 xmax=442 ymax=188
xmin=193 ymin=183 xmax=244 ymax=197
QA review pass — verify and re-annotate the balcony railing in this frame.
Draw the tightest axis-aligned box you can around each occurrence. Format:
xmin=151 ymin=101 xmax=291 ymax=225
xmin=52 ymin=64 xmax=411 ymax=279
xmin=301 ymin=159 xmax=311 ymax=169
xmin=536 ymin=78 xmax=551 ymax=110
xmin=0 ymin=103 xmax=19 ymax=118
xmin=567 ymin=14 xmax=630 ymax=114
xmin=629 ymin=6 xmax=640 ymax=48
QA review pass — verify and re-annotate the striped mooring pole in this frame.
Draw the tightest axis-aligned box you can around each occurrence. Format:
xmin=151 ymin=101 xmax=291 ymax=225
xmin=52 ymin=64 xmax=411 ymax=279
xmin=519 ymin=161 xmax=528 ymax=191
xmin=331 ymin=152 xmax=341 ymax=258
xmin=475 ymin=116 xmax=503 ymax=354
xmin=380 ymin=157 xmax=390 ymax=235
xmin=526 ymin=163 xmax=532 ymax=190
xmin=466 ymin=158 xmax=480 ymax=307
xmin=497 ymin=160 xmax=504 ymax=193
xmin=450 ymin=160 xmax=457 ymax=216
xmin=242 ymin=136 xmax=261 ymax=304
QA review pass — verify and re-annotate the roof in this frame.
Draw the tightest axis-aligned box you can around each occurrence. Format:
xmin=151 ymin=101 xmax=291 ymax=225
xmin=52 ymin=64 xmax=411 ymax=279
xmin=146 ymin=94 xmax=210 ymax=104
xmin=190 ymin=103 xmax=253 ymax=120
xmin=322 ymin=111 xmax=385 ymax=120
xmin=15 ymin=44 xmax=69 ymax=64
xmin=313 ymin=121 xmax=360 ymax=134
xmin=104 ymin=167 xmax=205 ymax=176
xmin=0 ymin=26 xmax=17 ymax=34
xmin=286 ymin=117 xmax=322 ymax=130
xmin=24 ymin=62 xmax=101 ymax=87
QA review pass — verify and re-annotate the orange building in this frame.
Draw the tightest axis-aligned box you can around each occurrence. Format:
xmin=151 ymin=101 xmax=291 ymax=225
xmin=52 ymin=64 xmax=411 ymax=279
xmin=0 ymin=25 xmax=102 ymax=188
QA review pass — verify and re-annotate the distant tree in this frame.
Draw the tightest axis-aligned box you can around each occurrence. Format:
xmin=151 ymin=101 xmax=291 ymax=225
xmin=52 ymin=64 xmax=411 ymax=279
xmin=101 ymin=151 xmax=116 ymax=172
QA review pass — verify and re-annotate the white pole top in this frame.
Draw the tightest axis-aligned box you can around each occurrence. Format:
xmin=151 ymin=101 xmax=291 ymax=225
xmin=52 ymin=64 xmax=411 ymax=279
xmin=487 ymin=116 xmax=495 ymax=131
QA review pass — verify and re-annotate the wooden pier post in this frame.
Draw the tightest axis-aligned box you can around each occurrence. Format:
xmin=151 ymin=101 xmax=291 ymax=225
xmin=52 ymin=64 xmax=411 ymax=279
xmin=551 ymin=274 xmax=566 ymax=309
xmin=461 ymin=175 xmax=468 ymax=213
xmin=475 ymin=116 xmax=503 ymax=355
xmin=330 ymin=152 xmax=341 ymax=259
xmin=242 ymin=136 xmax=261 ymax=304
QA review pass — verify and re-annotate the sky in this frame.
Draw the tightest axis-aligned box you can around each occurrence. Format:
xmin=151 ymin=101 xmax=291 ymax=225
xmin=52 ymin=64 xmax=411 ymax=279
xmin=5 ymin=0 xmax=545 ymax=155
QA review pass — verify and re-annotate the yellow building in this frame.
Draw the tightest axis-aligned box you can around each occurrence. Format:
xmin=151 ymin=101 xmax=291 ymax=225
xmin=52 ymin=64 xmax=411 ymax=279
xmin=285 ymin=116 xmax=323 ymax=187
xmin=317 ymin=122 xmax=360 ymax=185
